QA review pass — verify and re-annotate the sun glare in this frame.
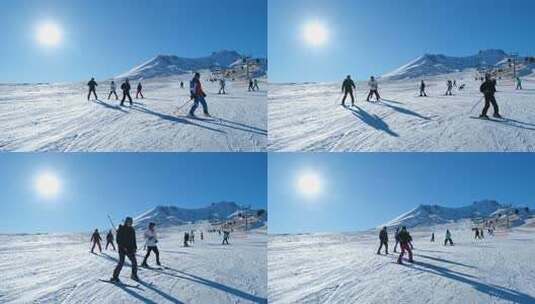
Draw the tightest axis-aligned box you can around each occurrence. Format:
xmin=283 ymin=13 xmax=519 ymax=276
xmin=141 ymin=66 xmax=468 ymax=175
xmin=36 ymin=22 xmax=62 ymax=47
xmin=303 ymin=21 xmax=328 ymax=47
xmin=36 ymin=172 xmax=61 ymax=198
xmin=297 ymin=172 xmax=322 ymax=198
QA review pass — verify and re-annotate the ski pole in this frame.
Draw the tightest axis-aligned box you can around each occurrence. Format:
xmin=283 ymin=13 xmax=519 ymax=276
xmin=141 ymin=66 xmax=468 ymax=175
xmin=176 ymin=97 xmax=193 ymax=112
xmin=469 ymin=97 xmax=484 ymax=115
xmin=107 ymin=215 xmax=117 ymax=233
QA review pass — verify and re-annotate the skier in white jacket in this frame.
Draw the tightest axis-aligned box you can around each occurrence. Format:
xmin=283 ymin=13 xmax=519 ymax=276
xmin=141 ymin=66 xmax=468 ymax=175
xmin=108 ymin=81 xmax=118 ymax=100
xmin=366 ymin=76 xmax=381 ymax=102
xmin=141 ymin=222 xmax=161 ymax=267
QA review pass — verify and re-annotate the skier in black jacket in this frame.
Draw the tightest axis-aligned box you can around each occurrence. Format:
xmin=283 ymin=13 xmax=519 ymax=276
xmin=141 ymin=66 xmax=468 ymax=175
xmin=419 ymin=80 xmax=427 ymax=97
xmin=397 ymin=226 xmax=413 ymax=264
xmin=111 ymin=217 xmax=139 ymax=282
xmin=136 ymin=82 xmax=144 ymax=99
xmin=376 ymin=226 xmax=388 ymax=255
xmin=479 ymin=74 xmax=501 ymax=119
xmin=90 ymin=229 xmax=102 ymax=253
xmin=341 ymin=75 xmax=356 ymax=107
xmin=87 ymin=78 xmax=98 ymax=101
xmin=120 ymin=79 xmax=133 ymax=106
xmin=105 ymin=230 xmax=116 ymax=251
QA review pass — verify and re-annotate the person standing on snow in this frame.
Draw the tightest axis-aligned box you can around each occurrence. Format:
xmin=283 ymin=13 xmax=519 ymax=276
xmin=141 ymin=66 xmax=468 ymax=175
xmin=376 ymin=226 xmax=389 ymax=255
xmin=108 ymin=81 xmax=118 ymax=100
xmin=218 ymin=78 xmax=226 ymax=95
xmin=120 ymin=79 xmax=133 ymax=106
xmin=87 ymin=78 xmax=98 ymax=101
xmin=111 ymin=217 xmax=139 ymax=282
xmin=474 ymin=228 xmax=480 ymax=239
xmin=397 ymin=226 xmax=413 ymax=264
xmin=136 ymin=82 xmax=144 ymax=99
xmin=516 ymin=77 xmax=523 ymax=90
xmin=419 ymin=80 xmax=427 ymax=97
xmin=341 ymin=75 xmax=356 ymax=107
xmin=200 ymin=231 xmax=204 ymax=240
xmin=248 ymin=79 xmax=254 ymax=92
xmin=141 ymin=222 xmax=161 ymax=268
xmin=90 ymin=229 xmax=102 ymax=253
xmin=393 ymin=227 xmax=401 ymax=253
xmin=222 ymin=230 xmax=230 ymax=245
xmin=366 ymin=76 xmax=381 ymax=102
xmin=479 ymin=74 xmax=501 ymax=119
xmin=105 ymin=230 xmax=116 ymax=251
xmin=444 ymin=229 xmax=454 ymax=246
xmin=189 ymin=72 xmax=210 ymax=117
xmin=253 ymin=79 xmax=260 ymax=91
xmin=430 ymin=232 xmax=435 ymax=242
xmin=180 ymin=81 xmax=184 ymax=89
xmin=444 ymin=80 xmax=453 ymax=96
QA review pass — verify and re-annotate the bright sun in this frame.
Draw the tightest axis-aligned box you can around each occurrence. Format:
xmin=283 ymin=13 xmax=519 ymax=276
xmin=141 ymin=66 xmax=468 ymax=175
xmin=36 ymin=173 xmax=61 ymax=198
xmin=302 ymin=21 xmax=328 ymax=47
xmin=297 ymin=172 xmax=322 ymax=197
xmin=36 ymin=22 xmax=62 ymax=47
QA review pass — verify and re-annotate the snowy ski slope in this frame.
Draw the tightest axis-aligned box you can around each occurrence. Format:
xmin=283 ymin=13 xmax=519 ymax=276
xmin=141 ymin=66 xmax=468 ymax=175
xmin=0 ymin=226 xmax=267 ymax=304
xmin=269 ymin=219 xmax=535 ymax=304
xmin=269 ymin=71 xmax=535 ymax=152
xmin=0 ymin=75 xmax=267 ymax=152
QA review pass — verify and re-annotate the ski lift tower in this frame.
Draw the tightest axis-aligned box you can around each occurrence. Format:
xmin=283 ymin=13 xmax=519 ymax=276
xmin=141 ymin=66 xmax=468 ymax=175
xmin=241 ymin=55 xmax=253 ymax=79
xmin=509 ymin=52 xmax=519 ymax=79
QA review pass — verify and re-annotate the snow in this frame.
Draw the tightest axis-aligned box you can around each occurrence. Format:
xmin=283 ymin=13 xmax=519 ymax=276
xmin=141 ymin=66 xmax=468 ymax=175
xmin=0 ymin=226 xmax=267 ymax=303
xmin=0 ymin=75 xmax=267 ymax=152
xmin=268 ymin=219 xmax=535 ymax=304
xmin=269 ymin=70 xmax=535 ymax=152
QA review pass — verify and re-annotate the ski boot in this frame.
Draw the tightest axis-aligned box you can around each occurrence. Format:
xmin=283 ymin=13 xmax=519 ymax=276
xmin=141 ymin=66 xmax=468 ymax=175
xmin=479 ymin=114 xmax=489 ymax=120
xmin=493 ymin=113 xmax=502 ymax=119
xmin=109 ymin=277 xmax=121 ymax=283
xmin=131 ymin=274 xmax=140 ymax=282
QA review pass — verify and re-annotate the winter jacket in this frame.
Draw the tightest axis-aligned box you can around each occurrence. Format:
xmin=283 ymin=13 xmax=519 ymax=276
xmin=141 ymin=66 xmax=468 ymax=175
xmin=445 ymin=231 xmax=451 ymax=239
xmin=88 ymin=80 xmax=98 ymax=89
xmin=368 ymin=80 xmax=378 ymax=90
xmin=106 ymin=232 xmax=114 ymax=242
xmin=110 ymin=82 xmax=116 ymax=91
xmin=398 ymin=230 xmax=411 ymax=244
xmin=144 ymin=228 xmax=158 ymax=247
xmin=480 ymin=80 xmax=496 ymax=96
xmin=342 ymin=78 xmax=356 ymax=92
xmin=379 ymin=229 xmax=388 ymax=242
xmin=121 ymin=82 xmax=131 ymax=92
xmin=91 ymin=232 xmax=101 ymax=242
xmin=190 ymin=78 xmax=206 ymax=98
xmin=137 ymin=84 xmax=142 ymax=91
xmin=116 ymin=224 xmax=137 ymax=253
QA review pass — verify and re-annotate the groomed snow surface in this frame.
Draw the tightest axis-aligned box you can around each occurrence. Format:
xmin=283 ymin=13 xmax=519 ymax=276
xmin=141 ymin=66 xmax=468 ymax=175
xmin=269 ymin=71 xmax=535 ymax=152
xmin=0 ymin=226 xmax=267 ymax=303
xmin=269 ymin=219 xmax=535 ymax=304
xmin=0 ymin=75 xmax=266 ymax=152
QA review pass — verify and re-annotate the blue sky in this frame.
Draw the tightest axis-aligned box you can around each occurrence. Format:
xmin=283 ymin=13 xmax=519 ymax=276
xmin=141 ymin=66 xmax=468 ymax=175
xmin=269 ymin=153 xmax=535 ymax=234
xmin=0 ymin=0 xmax=267 ymax=83
xmin=0 ymin=153 xmax=267 ymax=233
xmin=269 ymin=0 xmax=535 ymax=83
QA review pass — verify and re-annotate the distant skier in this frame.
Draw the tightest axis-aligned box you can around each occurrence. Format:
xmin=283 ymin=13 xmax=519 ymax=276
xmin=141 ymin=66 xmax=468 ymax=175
xmin=430 ymin=232 xmax=435 ymax=242
xmin=111 ymin=217 xmax=139 ymax=283
xmin=184 ymin=232 xmax=190 ymax=247
xmin=376 ymin=226 xmax=389 ymax=255
xmin=253 ymin=79 xmax=260 ymax=91
xmin=474 ymin=228 xmax=480 ymax=239
xmin=120 ymin=79 xmax=133 ymax=106
xmin=444 ymin=80 xmax=453 ymax=96
xmin=366 ymin=76 xmax=381 ymax=102
xmin=190 ymin=230 xmax=195 ymax=243
xmin=396 ymin=226 xmax=413 ymax=264
xmin=248 ymin=79 xmax=255 ymax=92
xmin=479 ymin=73 xmax=501 ymax=119
xmin=90 ymin=229 xmax=102 ymax=253
xmin=189 ymin=72 xmax=210 ymax=117
xmin=453 ymin=80 xmax=457 ymax=87
xmin=444 ymin=229 xmax=454 ymax=246
xmin=108 ymin=81 xmax=118 ymax=100
xmin=180 ymin=81 xmax=184 ymax=89
xmin=516 ymin=77 xmax=523 ymax=90
xmin=480 ymin=228 xmax=484 ymax=239
xmin=200 ymin=232 xmax=204 ymax=240
xmin=218 ymin=78 xmax=226 ymax=95
xmin=105 ymin=230 xmax=116 ymax=251
xmin=141 ymin=222 xmax=161 ymax=268
xmin=419 ymin=80 xmax=427 ymax=97
xmin=222 ymin=230 xmax=230 ymax=245
xmin=393 ymin=227 xmax=400 ymax=253
xmin=136 ymin=82 xmax=144 ymax=99
xmin=87 ymin=78 xmax=98 ymax=101
xmin=341 ymin=75 xmax=356 ymax=107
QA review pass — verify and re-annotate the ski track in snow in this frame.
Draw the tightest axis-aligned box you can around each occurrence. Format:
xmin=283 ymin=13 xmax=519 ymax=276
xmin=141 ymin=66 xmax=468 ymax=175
xmin=0 ymin=227 xmax=267 ymax=304
xmin=269 ymin=72 xmax=535 ymax=152
xmin=0 ymin=76 xmax=267 ymax=152
xmin=268 ymin=221 xmax=535 ymax=304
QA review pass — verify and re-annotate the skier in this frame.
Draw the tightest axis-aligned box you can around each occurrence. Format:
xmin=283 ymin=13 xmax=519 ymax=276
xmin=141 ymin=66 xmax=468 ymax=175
xmin=218 ymin=78 xmax=226 ymax=95
xmin=444 ymin=80 xmax=453 ymax=96
xmin=108 ymin=81 xmax=118 ymax=100
xmin=111 ymin=217 xmax=139 ymax=283
xmin=90 ymin=229 xmax=102 ymax=253
xmin=516 ymin=77 xmax=523 ymax=90
xmin=141 ymin=222 xmax=161 ymax=268
xmin=87 ymin=78 xmax=98 ymax=101
xmin=430 ymin=232 xmax=435 ymax=242
xmin=366 ymin=76 xmax=381 ymax=102
xmin=419 ymin=80 xmax=427 ymax=97
xmin=480 ymin=228 xmax=484 ymax=239
xmin=222 ymin=230 xmax=230 ymax=245
xmin=341 ymin=75 xmax=356 ymax=107
xmin=396 ymin=226 xmax=413 ymax=264
xmin=475 ymin=228 xmax=480 ymax=239
xmin=190 ymin=230 xmax=195 ymax=243
xmin=453 ymin=80 xmax=457 ymax=87
xmin=180 ymin=81 xmax=184 ymax=89
xmin=136 ymin=82 xmax=144 ymax=99
xmin=105 ymin=230 xmax=116 ymax=251
xmin=253 ymin=79 xmax=260 ymax=91
xmin=444 ymin=229 xmax=454 ymax=246
xmin=120 ymin=79 xmax=133 ymax=106
xmin=248 ymin=79 xmax=254 ymax=92
xmin=376 ymin=226 xmax=389 ymax=255
xmin=479 ymin=73 xmax=501 ymax=119
xmin=393 ymin=227 xmax=400 ymax=253
xmin=189 ymin=73 xmax=210 ymax=117
xmin=183 ymin=232 xmax=190 ymax=247
xmin=200 ymin=232 xmax=204 ymax=240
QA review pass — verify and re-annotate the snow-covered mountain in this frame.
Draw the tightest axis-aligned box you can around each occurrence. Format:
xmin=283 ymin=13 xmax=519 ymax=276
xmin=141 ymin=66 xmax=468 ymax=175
xmin=133 ymin=201 xmax=263 ymax=229
xmin=383 ymin=49 xmax=514 ymax=80
xmin=116 ymin=50 xmax=267 ymax=80
xmin=383 ymin=200 xmax=532 ymax=228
